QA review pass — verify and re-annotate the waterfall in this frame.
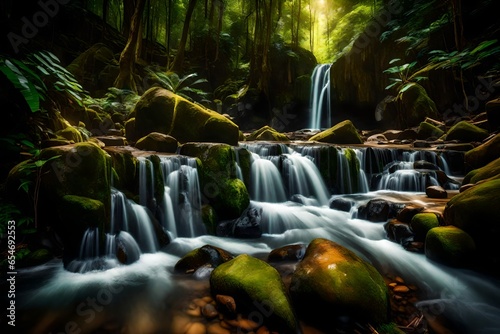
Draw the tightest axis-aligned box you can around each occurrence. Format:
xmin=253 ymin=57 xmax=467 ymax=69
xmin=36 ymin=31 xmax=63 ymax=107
xmin=309 ymin=64 xmax=332 ymax=130
xmin=249 ymin=153 xmax=288 ymax=203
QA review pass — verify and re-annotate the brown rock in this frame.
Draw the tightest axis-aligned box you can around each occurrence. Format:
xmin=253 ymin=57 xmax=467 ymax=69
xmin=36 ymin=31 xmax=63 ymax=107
xmin=215 ymin=295 xmax=237 ymax=316
xmin=185 ymin=322 xmax=207 ymax=334
xmin=394 ymin=285 xmax=410 ymax=293
xmin=202 ymin=304 xmax=218 ymax=319
xmin=426 ymin=185 xmax=448 ymax=199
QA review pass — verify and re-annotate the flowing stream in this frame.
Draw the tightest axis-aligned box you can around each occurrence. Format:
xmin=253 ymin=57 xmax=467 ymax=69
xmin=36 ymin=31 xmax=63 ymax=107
xmin=14 ymin=143 xmax=500 ymax=333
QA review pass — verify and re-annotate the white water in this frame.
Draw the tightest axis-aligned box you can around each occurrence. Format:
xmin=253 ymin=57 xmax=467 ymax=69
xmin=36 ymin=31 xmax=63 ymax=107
xmin=310 ymin=64 xmax=332 ymax=130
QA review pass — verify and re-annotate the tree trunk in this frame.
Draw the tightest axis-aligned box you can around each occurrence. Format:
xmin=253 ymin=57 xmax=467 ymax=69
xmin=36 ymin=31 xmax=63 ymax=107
xmin=170 ymin=0 xmax=198 ymax=73
xmin=114 ymin=0 xmax=146 ymax=92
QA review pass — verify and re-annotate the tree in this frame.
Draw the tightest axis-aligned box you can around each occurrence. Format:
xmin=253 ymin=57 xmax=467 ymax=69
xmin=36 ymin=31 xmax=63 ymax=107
xmin=114 ymin=0 xmax=146 ymax=91
xmin=170 ymin=0 xmax=198 ymax=73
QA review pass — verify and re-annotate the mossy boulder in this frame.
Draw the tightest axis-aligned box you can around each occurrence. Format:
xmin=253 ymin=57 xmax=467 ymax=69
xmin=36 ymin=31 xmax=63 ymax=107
xmin=443 ymin=178 xmax=500 ymax=268
xmin=104 ymin=146 xmax=138 ymax=195
xmin=417 ymin=121 xmax=444 ymax=140
xmin=464 ymin=133 xmax=500 ymax=169
xmin=135 ymin=132 xmax=179 ymax=153
xmin=462 ymin=157 xmax=500 ymax=184
xmin=180 ymin=143 xmax=250 ymax=220
xmin=246 ymin=125 xmax=290 ymax=142
xmin=57 ymin=195 xmax=106 ymax=265
xmin=289 ymin=238 xmax=388 ymax=327
xmin=398 ymin=83 xmax=439 ymax=128
xmin=445 ymin=120 xmax=489 ymax=143
xmin=410 ymin=213 xmax=440 ymax=242
xmin=425 ymin=226 xmax=476 ymax=267
xmin=308 ymin=120 xmax=363 ymax=144
xmin=56 ymin=126 xmax=84 ymax=143
xmin=175 ymin=244 xmax=234 ymax=273
xmin=210 ymin=254 xmax=299 ymax=333
xmin=134 ymin=87 xmax=239 ymax=145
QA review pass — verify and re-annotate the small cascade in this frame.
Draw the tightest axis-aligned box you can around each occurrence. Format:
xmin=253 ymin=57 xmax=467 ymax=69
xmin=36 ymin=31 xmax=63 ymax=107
xmin=249 ymin=153 xmax=287 ymax=203
xmin=138 ymin=157 xmax=155 ymax=207
xmin=78 ymin=228 xmax=100 ymax=259
xmin=160 ymin=156 xmax=205 ymax=238
xmin=309 ymin=64 xmax=332 ymax=130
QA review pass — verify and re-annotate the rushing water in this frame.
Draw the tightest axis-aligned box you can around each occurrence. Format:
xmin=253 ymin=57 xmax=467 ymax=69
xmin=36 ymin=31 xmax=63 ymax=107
xmin=14 ymin=143 xmax=500 ymax=333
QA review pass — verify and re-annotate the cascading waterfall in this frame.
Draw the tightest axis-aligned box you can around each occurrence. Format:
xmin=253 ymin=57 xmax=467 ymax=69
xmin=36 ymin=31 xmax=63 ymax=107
xmin=309 ymin=64 xmax=332 ymax=130
xmin=249 ymin=153 xmax=288 ymax=203
xmin=18 ymin=140 xmax=500 ymax=333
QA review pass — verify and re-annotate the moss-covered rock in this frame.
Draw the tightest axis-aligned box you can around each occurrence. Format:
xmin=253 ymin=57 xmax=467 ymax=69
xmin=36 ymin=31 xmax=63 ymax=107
xmin=57 ymin=195 xmax=106 ymax=264
xmin=246 ymin=125 xmax=290 ymax=142
xmin=135 ymin=132 xmax=179 ymax=153
xmin=462 ymin=157 xmax=500 ymax=184
xmin=289 ymin=238 xmax=388 ymax=327
xmin=417 ymin=121 xmax=444 ymax=140
xmin=134 ymin=87 xmax=239 ymax=145
xmin=124 ymin=118 xmax=137 ymax=142
xmin=308 ymin=120 xmax=363 ymax=144
xmin=443 ymin=178 xmax=500 ymax=269
xmin=210 ymin=254 xmax=299 ymax=333
xmin=56 ymin=126 xmax=84 ymax=143
xmin=410 ymin=213 xmax=440 ymax=242
xmin=425 ymin=226 xmax=475 ymax=267
xmin=445 ymin=120 xmax=489 ymax=143
xmin=464 ymin=133 xmax=500 ymax=169
xmin=175 ymin=244 xmax=233 ymax=273
xmin=104 ymin=146 xmax=138 ymax=195
xmin=180 ymin=143 xmax=249 ymax=220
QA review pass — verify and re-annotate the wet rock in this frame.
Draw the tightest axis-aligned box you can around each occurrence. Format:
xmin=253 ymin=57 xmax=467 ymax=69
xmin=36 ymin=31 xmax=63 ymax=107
xmin=290 ymin=238 xmax=389 ymax=328
xmin=396 ymin=206 xmax=425 ymax=223
xmin=268 ymin=244 xmax=307 ymax=262
xmin=413 ymin=140 xmax=431 ymax=148
xmin=210 ymin=254 xmax=299 ymax=332
xmin=202 ymin=303 xmax=218 ymax=319
xmin=462 ymin=157 xmax=500 ymax=184
xmin=217 ymin=206 xmax=262 ymax=238
xmin=358 ymin=199 xmax=404 ymax=222
xmin=417 ymin=121 xmax=445 ymax=140
xmin=426 ymin=185 xmax=448 ymax=199
xmin=175 ymin=245 xmax=234 ymax=273
xmin=308 ymin=120 xmax=363 ymax=144
xmin=215 ymin=295 xmax=237 ymax=316
xmin=329 ymin=197 xmax=355 ymax=212
xmin=384 ymin=219 xmax=414 ymax=245
xmin=95 ymin=135 xmax=127 ymax=146
xmin=425 ymin=226 xmax=476 ymax=267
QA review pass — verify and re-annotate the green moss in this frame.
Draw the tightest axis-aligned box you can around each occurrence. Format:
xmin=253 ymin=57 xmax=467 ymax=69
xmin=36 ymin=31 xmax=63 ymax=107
xmin=464 ymin=133 xmax=500 ymax=169
xmin=134 ymin=87 xmax=175 ymax=139
xmin=344 ymin=148 xmax=361 ymax=192
xmin=410 ymin=213 xmax=440 ymax=242
xmin=399 ymin=84 xmax=439 ymax=128
xmin=445 ymin=121 xmax=489 ymax=143
xmin=290 ymin=238 xmax=388 ymax=326
xmin=201 ymin=204 xmax=218 ymax=235
xmin=463 ymin=157 xmax=500 ymax=184
xmin=105 ymin=147 xmax=138 ymax=194
xmin=308 ymin=120 xmax=363 ymax=144
xmin=235 ymin=147 xmax=252 ymax=188
xmin=210 ymin=254 xmax=299 ymax=332
xmin=219 ymin=178 xmax=250 ymax=219
xmin=418 ymin=121 xmax=444 ymax=140
xmin=377 ymin=323 xmax=405 ymax=334
xmin=135 ymin=132 xmax=179 ymax=153
xmin=56 ymin=126 xmax=83 ymax=143
xmin=425 ymin=226 xmax=475 ymax=267
xmin=317 ymin=146 xmax=339 ymax=192
xmin=246 ymin=126 xmax=290 ymax=142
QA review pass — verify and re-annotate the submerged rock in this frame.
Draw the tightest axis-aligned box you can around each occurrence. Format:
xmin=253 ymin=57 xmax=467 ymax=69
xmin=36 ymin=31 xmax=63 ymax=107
xmin=289 ymin=238 xmax=389 ymax=328
xmin=210 ymin=254 xmax=299 ymax=333
xmin=308 ymin=120 xmax=363 ymax=144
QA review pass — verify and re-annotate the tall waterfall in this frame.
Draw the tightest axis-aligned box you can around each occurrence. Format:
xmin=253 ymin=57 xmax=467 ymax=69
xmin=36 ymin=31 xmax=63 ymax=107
xmin=309 ymin=64 xmax=332 ymax=130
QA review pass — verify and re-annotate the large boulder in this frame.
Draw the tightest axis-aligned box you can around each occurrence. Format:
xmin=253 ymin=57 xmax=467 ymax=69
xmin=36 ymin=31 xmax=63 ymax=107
xmin=425 ymin=226 xmax=476 ymax=267
xmin=133 ymin=87 xmax=239 ymax=145
xmin=443 ymin=178 xmax=500 ymax=269
xmin=289 ymin=238 xmax=389 ymax=328
xmin=445 ymin=120 xmax=489 ymax=143
xmin=210 ymin=254 xmax=299 ymax=333
xmin=410 ymin=213 xmax=440 ymax=242
xmin=464 ymin=133 xmax=500 ymax=169
xmin=462 ymin=157 xmax=500 ymax=184
xmin=308 ymin=120 xmax=363 ymax=144
xmin=135 ymin=132 xmax=179 ymax=153
xmin=180 ymin=143 xmax=249 ymax=220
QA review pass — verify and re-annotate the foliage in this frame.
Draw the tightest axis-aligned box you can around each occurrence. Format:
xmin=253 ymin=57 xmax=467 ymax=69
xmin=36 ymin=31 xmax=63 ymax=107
xmin=85 ymin=87 xmax=140 ymax=115
xmin=384 ymin=58 xmax=427 ymax=94
xmin=146 ymin=69 xmax=210 ymax=102
xmin=0 ymin=202 xmax=34 ymax=235
xmin=0 ymin=51 xmax=87 ymax=113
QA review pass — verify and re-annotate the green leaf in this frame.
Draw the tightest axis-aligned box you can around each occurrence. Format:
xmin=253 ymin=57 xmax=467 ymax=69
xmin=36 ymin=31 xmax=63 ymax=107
xmin=0 ymin=60 xmax=40 ymax=112
xmin=399 ymin=82 xmax=416 ymax=93
xmin=385 ymin=82 xmax=400 ymax=90
xmin=18 ymin=180 xmax=32 ymax=193
xmin=470 ymin=39 xmax=498 ymax=55
xmin=389 ymin=58 xmax=401 ymax=64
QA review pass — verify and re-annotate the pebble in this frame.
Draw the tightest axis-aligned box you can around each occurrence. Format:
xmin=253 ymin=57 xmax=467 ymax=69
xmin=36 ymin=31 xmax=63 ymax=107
xmin=216 ymin=295 xmax=237 ymax=315
xmin=207 ymin=322 xmax=231 ymax=334
xmin=394 ymin=285 xmax=410 ymax=293
xmin=186 ymin=303 xmax=202 ymax=317
xmin=202 ymin=304 xmax=219 ymax=319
